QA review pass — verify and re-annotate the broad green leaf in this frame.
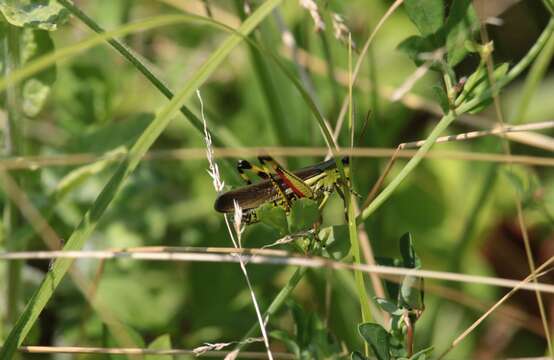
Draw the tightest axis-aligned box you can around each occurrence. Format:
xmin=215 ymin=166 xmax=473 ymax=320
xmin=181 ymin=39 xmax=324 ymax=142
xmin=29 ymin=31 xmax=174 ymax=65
xmin=290 ymin=302 xmax=309 ymax=346
xmin=285 ymin=302 xmax=341 ymax=358
xmin=399 ymin=233 xmax=424 ymax=310
xmin=432 ymin=84 xmax=449 ymax=113
xmin=358 ymin=323 xmax=391 ymax=360
xmin=146 ymin=334 xmax=174 ymax=360
xmin=288 ymin=198 xmax=320 ymax=233
xmin=445 ymin=0 xmax=478 ymax=66
xmin=399 ymin=232 xmax=420 ymax=269
xmin=397 ymin=35 xmax=436 ymax=65
xmin=21 ymin=29 xmax=56 ymax=116
xmin=258 ymin=202 xmax=289 ymax=236
xmin=322 ymin=224 xmax=351 ymax=260
xmin=375 ymin=297 xmax=403 ymax=316
xmin=404 ymin=0 xmax=444 ymax=37
xmin=22 ymin=77 xmax=49 ymax=116
xmin=95 ymin=271 xmax=184 ymax=329
xmin=0 ymin=0 xmax=69 ymax=31
xmin=399 ymin=274 xmax=425 ymax=311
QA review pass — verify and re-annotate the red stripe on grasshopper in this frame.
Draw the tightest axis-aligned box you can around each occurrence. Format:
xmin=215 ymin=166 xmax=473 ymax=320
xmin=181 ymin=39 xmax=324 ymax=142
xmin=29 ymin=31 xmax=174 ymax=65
xmin=276 ymin=168 xmax=306 ymax=198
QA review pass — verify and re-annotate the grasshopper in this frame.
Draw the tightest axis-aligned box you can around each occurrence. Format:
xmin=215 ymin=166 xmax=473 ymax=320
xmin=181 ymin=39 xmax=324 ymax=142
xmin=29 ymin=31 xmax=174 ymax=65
xmin=214 ymin=156 xmax=352 ymax=224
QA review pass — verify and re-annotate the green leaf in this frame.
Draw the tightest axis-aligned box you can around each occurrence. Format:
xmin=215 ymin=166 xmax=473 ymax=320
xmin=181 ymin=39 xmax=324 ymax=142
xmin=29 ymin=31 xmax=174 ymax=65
xmin=375 ymin=297 xmax=403 ymax=316
xmin=399 ymin=274 xmax=425 ymax=311
xmin=22 ymin=78 xmax=49 ymax=116
xmin=399 ymin=232 xmax=420 ymax=269
xmin=410 ymin=346 xmax=434 ymax=360
xmin=258 ymin=202 xmax=289 ymax=236
xmin=403 ymin=0 xmax=444 ymax=37
xmin=351 ymin=351 xmax=369 ymax=360
xmin=398 ymin=233 xmax=425 ymax=310
xmin=322 ymin=224 xmax=351 ymax=260
xmin=21 ymin=29 xmax=56 ymax=116
xmin=358 ymin=323 xmax=391 ymax=360
xmin=95 ymin=271 xmax=184 ymax=330
xmin=397 ymin=35 xmax=436 ymax=65
xmin=146 ymin=334 xmax=174 ymax=360
xmin=0 ymin=0 xmax=69 ymax=31
xmin=445 ymin=0 xmax=478 ymax=66
xmin=288 ymin=198 xmax=319 ymax=233
xmin=432 ymin=84 xmax=449 ymax=113
xmin=290 ymin=302 xmax=309 ymax=345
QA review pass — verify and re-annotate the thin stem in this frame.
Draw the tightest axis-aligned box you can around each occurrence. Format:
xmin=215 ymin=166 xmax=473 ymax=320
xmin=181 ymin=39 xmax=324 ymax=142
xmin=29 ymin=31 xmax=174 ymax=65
xmin=4 ymin=24 xmax=23 ymax=332
xmin=345 ymin=35 xmax=372 ymax=333
xmin=511 ymin=24 xmax=554 ymax=124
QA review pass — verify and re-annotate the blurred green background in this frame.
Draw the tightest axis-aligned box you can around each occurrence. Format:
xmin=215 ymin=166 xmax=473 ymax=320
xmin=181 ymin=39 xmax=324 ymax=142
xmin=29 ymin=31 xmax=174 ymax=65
xmin=1 ymin=0 xmax=553 ymax=359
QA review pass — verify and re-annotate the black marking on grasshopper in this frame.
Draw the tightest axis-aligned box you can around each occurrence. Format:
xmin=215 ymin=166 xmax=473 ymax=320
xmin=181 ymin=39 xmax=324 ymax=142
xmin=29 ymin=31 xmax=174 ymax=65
xmin=237 ymin=159 xmax=270 ymax=185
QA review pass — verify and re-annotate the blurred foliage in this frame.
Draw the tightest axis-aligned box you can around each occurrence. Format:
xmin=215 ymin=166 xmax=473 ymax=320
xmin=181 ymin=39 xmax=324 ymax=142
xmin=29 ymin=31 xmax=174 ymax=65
xmin=1 ymin=0 xmax=553 ymax=359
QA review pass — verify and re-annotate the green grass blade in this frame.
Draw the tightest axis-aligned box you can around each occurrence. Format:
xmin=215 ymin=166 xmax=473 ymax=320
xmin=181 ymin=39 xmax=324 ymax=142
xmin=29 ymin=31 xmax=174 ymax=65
xmin=0 ymin=1 xmax=282 ymax=357
xmin=511 ymin=24 xmax=554 ymax=124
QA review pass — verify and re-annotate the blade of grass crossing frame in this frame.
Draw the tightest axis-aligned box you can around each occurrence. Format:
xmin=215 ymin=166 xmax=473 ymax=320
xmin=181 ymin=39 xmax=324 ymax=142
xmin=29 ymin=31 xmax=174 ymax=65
xmin=346 ymin=34 xmax=372 ymax=340
xmin=0 ymin=1 xmax=282 ymax=357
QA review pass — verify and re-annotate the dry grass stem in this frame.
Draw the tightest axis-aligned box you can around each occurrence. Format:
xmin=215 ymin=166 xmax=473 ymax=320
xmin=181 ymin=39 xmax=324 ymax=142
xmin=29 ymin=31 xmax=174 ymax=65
xmin=2 ymin=249 xmax=553 ymax=294
xmin=1 ymin=140 xmax=553 ymax=172
xmin=193 ymin=337 xmax=263 ymax=356
xmin=18 ymin=346 xmax=294 ymax=358
xmin=198 ymin=89 xmax=273 ymax=360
